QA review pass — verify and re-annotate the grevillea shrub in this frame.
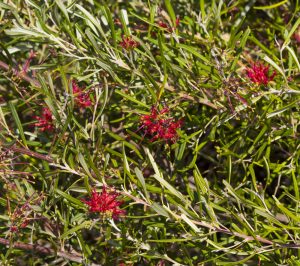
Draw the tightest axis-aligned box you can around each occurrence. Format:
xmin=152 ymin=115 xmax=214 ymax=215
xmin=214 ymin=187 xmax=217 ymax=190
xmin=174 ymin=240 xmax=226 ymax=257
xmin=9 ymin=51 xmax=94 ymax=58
xmin=0 ymin=1 xmax=300 ymax=265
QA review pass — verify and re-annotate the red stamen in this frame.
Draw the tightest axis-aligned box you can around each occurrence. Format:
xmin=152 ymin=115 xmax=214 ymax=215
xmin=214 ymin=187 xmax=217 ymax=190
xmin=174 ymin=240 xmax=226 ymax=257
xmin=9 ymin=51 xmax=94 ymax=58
xmin=119 ymin=35 xmax=139 ymax=50
xmin=140 ymin=106 xmax=183 ymax=143
xmin=72 ymin=80 xmax=92 ymax=108
xmin=246 ymin=62 xmax=276 ymax=86
xmin=34 ymin=108 xmax=54 ymax=132
xmin=82 ymin=187 xmax=126 ymax=220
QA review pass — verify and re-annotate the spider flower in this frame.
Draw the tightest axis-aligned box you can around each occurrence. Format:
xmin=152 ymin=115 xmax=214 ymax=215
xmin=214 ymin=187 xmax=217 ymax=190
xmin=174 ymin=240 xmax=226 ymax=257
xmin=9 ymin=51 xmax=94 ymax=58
xmin=82 ymin=187 xmax=125 ymax=219
xmin=72 ymin=80 xmax=92 ymax=108
xmin=34 ymin=107 xmax=54 ymax=132
xmin=140 ymin=106 xmax=183 ymax=143
xmin=246 ymin=62 xmax=276 ymax=86
xmin=119 ymin=35 xmax=139 ymax=50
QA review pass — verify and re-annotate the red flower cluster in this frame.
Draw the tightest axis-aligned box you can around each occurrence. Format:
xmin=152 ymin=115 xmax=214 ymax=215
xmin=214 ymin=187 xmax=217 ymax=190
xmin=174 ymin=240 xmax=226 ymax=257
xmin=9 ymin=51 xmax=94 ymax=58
xmin=119 ymin=35 xmax=139 ymax=50
xmin=34 ymin=107 xmax=54 ymax=132
xmin=140 ymin=106 xmax=183 ymax=143
xmin=72 ymin=80 xmax=92 ymax=108
xmin=246 ymin=62 xmax=276 ymax=86
xmin=82 ymin=187 xmax=125 ymax=219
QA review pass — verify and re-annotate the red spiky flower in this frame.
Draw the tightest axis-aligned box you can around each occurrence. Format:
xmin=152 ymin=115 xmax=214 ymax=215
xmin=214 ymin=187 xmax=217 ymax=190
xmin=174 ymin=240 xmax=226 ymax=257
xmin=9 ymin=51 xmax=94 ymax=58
xmin=34 ymin=107 xmax=54 ymax=132
xmin=82 ymin=187 xmax=126 ymax=220
xmin=140 ymin=106 xmax=183 ymax=143
xmin=246 ymin=62 xmax=276 ymax=86
xmin=119 ymin=35 xmax=139 ymax=50
xmin=72 ymin=80 xmax=92 ymax=108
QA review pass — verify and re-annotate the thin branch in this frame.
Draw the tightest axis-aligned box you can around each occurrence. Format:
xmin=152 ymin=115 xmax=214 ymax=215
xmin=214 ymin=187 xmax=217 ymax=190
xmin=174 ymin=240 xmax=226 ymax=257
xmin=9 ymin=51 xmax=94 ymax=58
xmin=190 ymin=218 xmax=274 ymax=245
xmin=0 ymin=60 xmax=40 ymax=87
xmin=0 ymin=237 xmax=102 ymax=265
xmin=8 ymin=145 xmax=54 ymax=163
xmin=0 ymin=170 xmax=34 ymax=176
xmin=191 ymin=219 xmax=300 ymax=248
xmin=121 ymin=190 xmax=150 ymax=206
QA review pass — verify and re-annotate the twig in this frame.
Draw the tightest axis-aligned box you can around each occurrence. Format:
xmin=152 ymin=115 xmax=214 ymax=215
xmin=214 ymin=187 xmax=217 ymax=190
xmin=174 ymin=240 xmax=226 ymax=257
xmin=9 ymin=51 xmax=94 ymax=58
xmin=190 ymin=219 xmax=273 ymax=245
xmin=191 ymin=219 xmax=300 ymax=248
xmin=8 ymin=145 xmax=54 ymax=163
xmin=0 ymin=170 xmax=34 ymax=176
xmin=0 ymin=237 xmax=103 ymax=265
xmin=121 ymin=190 xmax=150 ymax=206
xmin=0 ymin=60 xmax=40 ymax=87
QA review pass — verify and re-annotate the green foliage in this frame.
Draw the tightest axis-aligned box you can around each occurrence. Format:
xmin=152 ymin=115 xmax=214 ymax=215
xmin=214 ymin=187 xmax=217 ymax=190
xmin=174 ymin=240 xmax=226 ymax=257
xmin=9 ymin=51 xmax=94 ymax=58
xmin=0 ymin=0 xmax=300 ymax=265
